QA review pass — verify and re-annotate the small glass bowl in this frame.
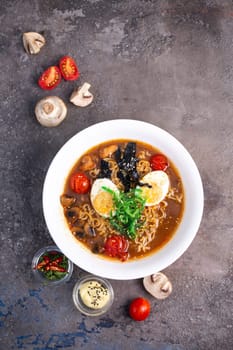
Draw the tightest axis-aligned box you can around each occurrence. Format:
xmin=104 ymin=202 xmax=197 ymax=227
xmin=72 ymin=275 xmax=114 ymax=316
xmin=31 ymin=245 xmax=73 ymax=285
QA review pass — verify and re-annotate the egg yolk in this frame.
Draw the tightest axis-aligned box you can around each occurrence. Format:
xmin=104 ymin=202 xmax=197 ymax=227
xmin=141 ymin=183 xmax=163 ymax=205
xmin=93 ymin=191 xmax=114 ymax=216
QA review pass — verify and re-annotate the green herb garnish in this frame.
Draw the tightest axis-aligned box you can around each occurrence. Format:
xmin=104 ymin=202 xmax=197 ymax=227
xmin=36 ymin=251 xmax=68 ymax=281
xmin=102 ymin=186 xmax=146 ymax=240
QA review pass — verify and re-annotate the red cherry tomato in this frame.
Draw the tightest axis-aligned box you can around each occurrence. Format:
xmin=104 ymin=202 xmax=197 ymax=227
xmin=129 ymin=297 xmax=150 ymax=321
xmin=70 ymin=172 xmax=90 ymax=194
xmin=104 ymin=235 xmax=129 ymax=261
xmin=59 ymin=56 xmax=79 ymax=81
xmin=150 ymin=154 xmax=169 ymax=171
xmin=38 ymin=66 xmax=61 ymax=90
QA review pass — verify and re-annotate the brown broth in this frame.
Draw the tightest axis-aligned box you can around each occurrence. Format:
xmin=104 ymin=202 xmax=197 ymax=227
xmin=61 ymin=139 xmax=185 ymax=261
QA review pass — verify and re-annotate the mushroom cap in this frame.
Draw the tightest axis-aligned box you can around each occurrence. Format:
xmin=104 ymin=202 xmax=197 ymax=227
xmin=70 ymin=82 xmax=93 ymax=107
xmin=23 ymin=32 xmax=45 ymax=54
xmin=35 ymin=96 xmax=67 ymax=127
xmin=143 ymin=272 xmax=172 ymax=300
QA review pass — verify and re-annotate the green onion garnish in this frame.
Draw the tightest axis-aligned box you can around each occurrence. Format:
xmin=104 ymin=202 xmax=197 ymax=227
xmin=102 ymin=186 xmax=146 ymax=240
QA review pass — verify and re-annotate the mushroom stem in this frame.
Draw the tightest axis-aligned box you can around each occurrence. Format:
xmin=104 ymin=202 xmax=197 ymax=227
xmin=43 ymin=102 xmax=54 ymax=114
xmin=161 ymin=282 xmax=171 ymax=293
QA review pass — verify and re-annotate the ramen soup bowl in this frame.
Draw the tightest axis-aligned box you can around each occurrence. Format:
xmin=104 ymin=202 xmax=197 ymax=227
xmin=43 ymin=119 xmax=204 ymax=280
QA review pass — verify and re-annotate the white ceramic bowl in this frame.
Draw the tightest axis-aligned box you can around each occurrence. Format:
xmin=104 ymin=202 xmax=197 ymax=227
xmin=43 ymin=119 xmax=204 ymax=280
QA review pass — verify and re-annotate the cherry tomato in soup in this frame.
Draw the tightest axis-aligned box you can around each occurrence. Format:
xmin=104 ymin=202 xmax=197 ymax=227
xmin=150 ymin=154 xmax=169 ymax=171
xmin=38 ymin=66 xmax=61 ymax=90
xmin=129 ymin=297 xmax=150 ymax=321
xmin=70 ymin=172 xmax=90 ymax=194
xmin=104 ymin=235 xmax=129 ymax=261
xmin=59 ymin=56 xmax=79 ymax=81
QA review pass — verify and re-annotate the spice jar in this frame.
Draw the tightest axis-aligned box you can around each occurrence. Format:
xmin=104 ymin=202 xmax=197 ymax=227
xmin=72 ymin=275 xmax=114 ymax=316
xmin=31 ymin=245 xmax=73 ymax=285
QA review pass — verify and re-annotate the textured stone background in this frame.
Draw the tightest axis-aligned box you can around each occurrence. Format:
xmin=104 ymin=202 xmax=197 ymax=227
xmin=0 ymin=0 xmax=232 ymax=349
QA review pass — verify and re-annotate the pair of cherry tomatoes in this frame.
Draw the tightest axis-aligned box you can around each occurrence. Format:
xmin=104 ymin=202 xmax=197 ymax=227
xmin=38 ymin=56 xmax=79 ymax=90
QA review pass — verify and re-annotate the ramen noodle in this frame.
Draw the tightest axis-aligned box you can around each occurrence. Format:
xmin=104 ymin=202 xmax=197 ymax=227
xmin=60 ymin=140 xmax=184 ymax=261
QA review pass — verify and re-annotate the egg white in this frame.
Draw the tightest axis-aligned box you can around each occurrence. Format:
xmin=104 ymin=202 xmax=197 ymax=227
xmin=90 ymin=178 xmax=119 ymax=217
xmin=139 ymin=171 xmax=170 ymax=206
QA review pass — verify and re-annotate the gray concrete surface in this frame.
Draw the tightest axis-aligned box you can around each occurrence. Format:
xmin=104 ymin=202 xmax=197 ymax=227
xmin=0 ymin=0 xmax=232 ymax=349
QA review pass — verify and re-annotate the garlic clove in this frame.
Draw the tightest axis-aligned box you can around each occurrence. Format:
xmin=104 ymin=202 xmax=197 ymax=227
xmin=23 ymin=32 xmax=45 ymax=54
xmin=70 ymin=82 xmax=93 ymax=107
xmin=143 ymin=272 xmax=172 ymax=300
xmin=35 ymin=96 xmax=67 ymax=127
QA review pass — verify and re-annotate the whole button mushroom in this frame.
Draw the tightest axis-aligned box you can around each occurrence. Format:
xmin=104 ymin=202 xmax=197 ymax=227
xmin=143 ymin=272 xmax=172 ymax=300
xmin=35 ymin=96 xmax=67 ymax=127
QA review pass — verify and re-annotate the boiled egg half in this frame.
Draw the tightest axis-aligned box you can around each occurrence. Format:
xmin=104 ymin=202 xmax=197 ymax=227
xmin=139 ymin=171 xmax=170 ymax=206
xmin=90 ymin=178 xmax=119 ymax=217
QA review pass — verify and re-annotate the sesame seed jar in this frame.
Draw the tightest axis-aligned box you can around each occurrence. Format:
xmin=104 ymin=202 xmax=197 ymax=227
xmin=72 ymin=275 xmax=114 ymax=316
